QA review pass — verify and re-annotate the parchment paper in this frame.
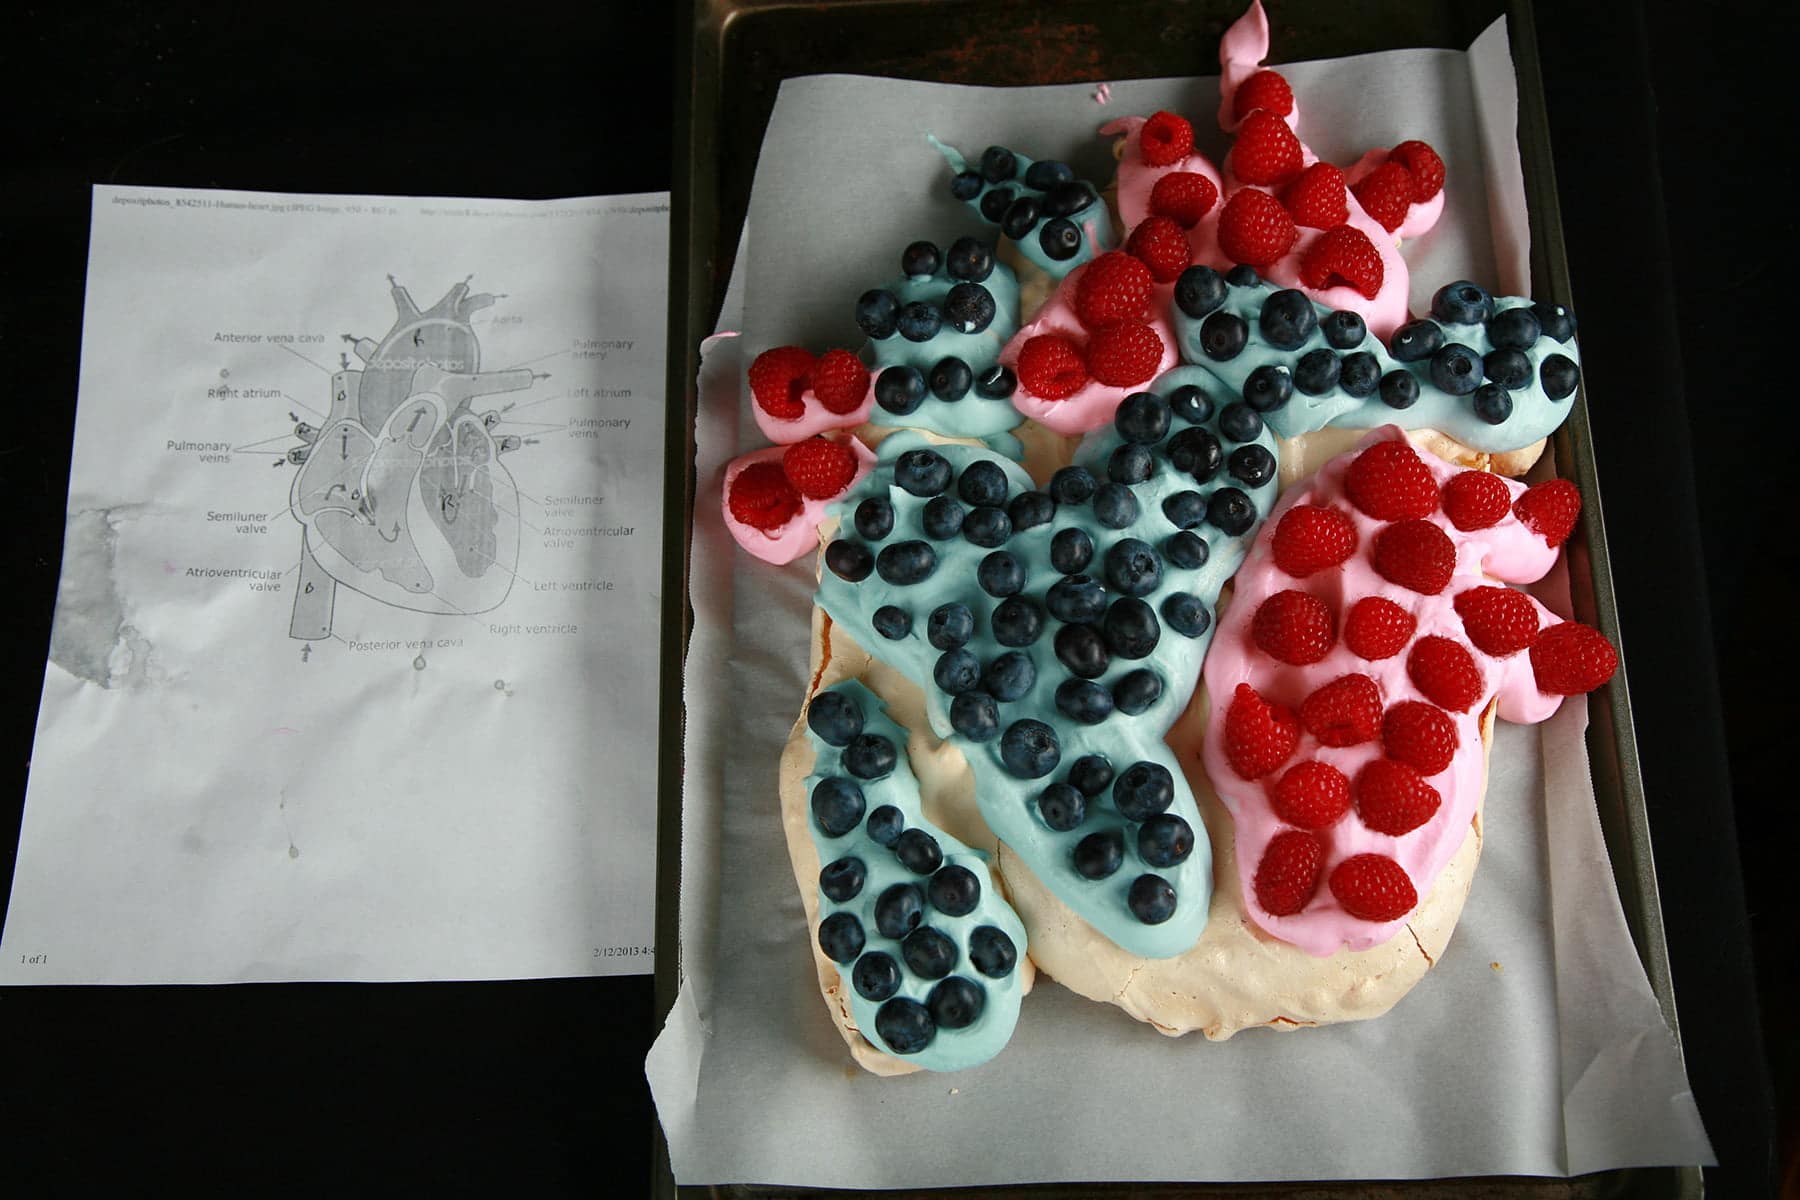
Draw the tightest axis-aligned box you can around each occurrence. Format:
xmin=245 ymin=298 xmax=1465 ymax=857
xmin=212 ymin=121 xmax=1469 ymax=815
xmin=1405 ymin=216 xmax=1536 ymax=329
xmin=648 ymin=22 xmax=1712 ymax=1186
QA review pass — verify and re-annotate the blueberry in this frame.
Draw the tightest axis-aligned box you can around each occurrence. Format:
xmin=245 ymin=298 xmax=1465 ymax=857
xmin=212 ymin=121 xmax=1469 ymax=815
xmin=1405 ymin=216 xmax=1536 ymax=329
xmin=1430 ymin=343 xmax=1483 ymax=396
xmin=1532 ymin=302 xmax=1577 ymax=343
xmin=1127 ymin=874 xmax=1178 ymax=924
xmin=1487 ymin=305 xmax=1541 ymax=350
xmin=1200 ymin=310 xmax=1249 ymax=360
xmin=895 ymin=448 xmax=951 ymax=496
xmin=1206 ymin=487 xmax=1256 ymax=535
xmin=1483 ymin=347 xmax=1533 ymax=390
xmin=1243 ymin=364 xmax=1293 ymax=411
xmin=950 ymin=171 xmax=984 ymax=202
xmin=1112 ymin=669 xmax=1163 ymax=715
xmin=979 ymin=186 xmax=1016 ymax=223
xmin=1339 ymin=352 xmax=1381 ymax=397
xmin=1068 ymin=754 xmax=1114 ymax=797
xmin=1138 ymin=814 xmax=1195 ymax=868
xmin=811 ymin=777 xmax=866 ymax=837
xmin=1056 ymin=678 xmax=1115 ymax=725
xmin=875 ymin=365 xmax=927 ymax=414
xmin=1074 ymin=830 xmax=1125 ymax=880
xmin=866 ymin=805 xmax=904 ymax=847
xmin=844 ymin=733 xmax=898 ymax=780
xmin=807 ymin=691 xmax=864 ymax=746
xmin=957 ymin=460 xmax=1009 ymax=507
xmin=897 ymin=300 xmax=942 ymax=343
xmin=1103 ymin=597 xmax=1161 ymax=659
xmin=1162 ymin=490 xmax=1207 ymax=530
xmin=1541 ymin=354 xmax=1580 ymax=400
xmin=979 ymin=145 xmax=1018 ymax=183
xmin=1161 ymin=592 xmax=1212 ymax=638
xmin=1229 ymin=443 xmax=1277 ymax=488
xmin=1051 ymin=527 xmax=1095 ymax=574
xmin=874 ymin=882 xmax=924 ymax=939
xmin=1001 ymin=195 xmax=1041 ymax=242
xmin=818 ymin=912 xmax=865 ymax=963
xmin=852 ymin=951 xmax=901 ymax=1001
xmin=826 ymin=539 xmax=873 ymax=581
xmin=927 ymin=977 xmax=986 ymax=1029
xmin=1165 ymin=530 xmax=1210 ymax=569
xmin=1431 ymin=280 xmax=1493 ymax=325
xmin=854 ymin=497 xmax=895 ymax=540
xmin=927 ymin=602 xmax=974 ymax=650
xmin=876 ymin=539 xmax=937 ymax=585
xmin=1322 ymin=308 xmax=1367 ymax=350
xmin=903 ymin=927 xmax=958 ymax=980
xmin=1166 ymin=383 xmax=1215 ymax=425
xmin=901 ymin=240 xmax=941 ymax=278
xmin=949 ymin=691 xmax=1001 ymax=741
xmin=1115 ymin=391 xmax=1172 ymax=443
xmin=1108 ymin=443 xmax=1155 ymax=485
xmin=1390 ymin=319 xmax=1443 ymax=362
xmin=875 ymin=997 xmax=936 ymax=1054
xmin=1296 ymin=348 xmax=1342 ymax=395
xmin=943 ymin=282 xmax=997 ymax=336
xmin=990 ymin=597 xmax=1044 ymax=647
xmin=856 ymin=288 xmax=900 ymax=339
xmin=978 ymin=550 xmax=1025 ymax=597
xmin=1104 ymin=538 xmax=1162 ymax=596
xmin=1093 ymin=483 xmax=1139 ymax=529
xmin=1006 ymin=490 xmax=1056 ymax=532
xmin=1000 ymin=719 xmax=1061 ymax=779
xmin=1259 ymin=289 xmax=1319 ymax=349
xmin=975 ymin=363 xmax=1018 ymax=399
xmin=896 ymin=828 xmax=944 ymax=875
xmin=1025 ymin=159 xmax=1075 ymax=190
xmin=1038 ymin=782 xmax=1087 ymax=831
xmin=1046 ymin=575 xmax=1108 ymax=624
xmin=962 ymin=506 xmax=1013 ymax=548
xmin=1039 ymin=218 xmax=1082 ymax=260
xmin=983 ymin=651 xmax=1036 ymax=702
xmin=872 ymin=605 xmax=912 ymax=640
xmin=1167 ymin=427 xmax=1223 ymax=480
xmin=1048 ymin=465 xmax=1098 ymax=505
xmin=1174 ymin=265 xmax=1229 ymax=318
xmin=934 ymin=648 xmax=983 ymax=695
xmin=1226 ymin=264 xmax=1263 ymax=287
xmin=1473 ymin=383 xmax=1513 ymax=425
xmin=1042 ymin=180 xmax=1096 ymax=217
xmin=969 ymin=925 xmax=1017 ymax=978
xmin=922 ymin=495 xmax=966 ymax=540
xmin=1113 ymin=761 xmax=1174 ymax=820
xmin=946 ymin=236 xmax=995 ymax=282
xmin=928 ymin=865 xmax=981 ymax=917
xmin=1379 ymin=370 xmax=1421 ymax=409
xmin=929 ymin=354 xmax=974 ymax=400
xmin=820 ymin=856 xmax=867 ymax=902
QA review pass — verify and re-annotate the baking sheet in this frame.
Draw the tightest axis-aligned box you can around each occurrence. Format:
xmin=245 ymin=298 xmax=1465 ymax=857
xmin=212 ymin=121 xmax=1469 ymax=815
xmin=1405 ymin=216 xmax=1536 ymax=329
xmin=648 ymin=21 xmax=1710 ymax=1187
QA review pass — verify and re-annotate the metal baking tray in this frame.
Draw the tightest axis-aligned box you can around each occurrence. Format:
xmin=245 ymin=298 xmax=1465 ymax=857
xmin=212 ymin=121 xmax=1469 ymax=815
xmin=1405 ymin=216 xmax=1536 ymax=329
xmin=654 ymin=1 xmax=1699 ymax=1195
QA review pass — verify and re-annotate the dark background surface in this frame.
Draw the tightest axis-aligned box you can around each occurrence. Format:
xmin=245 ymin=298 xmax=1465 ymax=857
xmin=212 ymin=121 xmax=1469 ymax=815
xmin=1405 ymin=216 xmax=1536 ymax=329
xmin=0 ymin=0 xmax=1785 ymax=1195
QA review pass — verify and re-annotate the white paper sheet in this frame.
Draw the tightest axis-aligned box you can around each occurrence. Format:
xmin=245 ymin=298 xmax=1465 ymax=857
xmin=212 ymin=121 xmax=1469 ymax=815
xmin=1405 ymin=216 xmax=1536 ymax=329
xmin=647 ymin=20 xmax=1713 ymax=1186
xmin=1 ymin=186 xmax=669 ymax=984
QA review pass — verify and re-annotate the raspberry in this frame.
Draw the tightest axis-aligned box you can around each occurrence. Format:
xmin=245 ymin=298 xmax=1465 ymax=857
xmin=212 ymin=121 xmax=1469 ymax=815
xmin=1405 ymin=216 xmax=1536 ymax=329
xmin=1513 ymin=478 xmax=1582 ymax=548
xmin=1148 ymin=171 xmax=1219 ymax=228
xmin=1084 ymin=321 xmax=1165 ymax=388
xmin=747 ymin=345 xmax=816 ymax=419
xmin=1139 ymin=110 xmax=1195 ymax=167
xmin=1372 ymin=519 xmax=1456 ymax=595
xmin=1344 ymin=596 xmax=1417 ymax=660
xmin=1271 ymin=504 xmax=1358 ymax=577
xmin=1453 ymin=586 xmax=1539 ymax=656
xmin=1389 ymin=140 xmax=1446 ymax=202
xmin=1073 ymin=252 xmax=1155 ymax=330
xmin=1406 ymin=636 xmax=1485 ymax=712
xmin=1329 ymin=853 xmax=1418 ymax=922
xmin=1300 ymin=673 xmax=1382 ymax=747
xmin=1125 ymin=216 xmax=1193 ymax=283
xmin=1016 ymin=334 xmax=1089 ymax=400
xmin=1351 ymin=160 xmax=1416 ymax=232
xmin=1530 ymin=621 xmax=1619 ymax=694
xmin=1233 ymin=69 xmax=1295 ymax=120
xmin=1217 ymin=189 xmax=1298 ymax=269
xmin=1440 ymin=470 xmax=1512 ymax=531
xmin=1354 ymin=760 xmax=1441 ymax=836
xmin=727 ymin=461 xmax=803 ymax=531
xmin=1251 ymin=589 xmax=1336 ymax=666
xmin=1269 ymin=761 xmax=1351 ymax=830
xmin=1344 ymin=439 xmax=1439 ymax=521
xmin=1298 ymin=225 xmax=1385 ymax=300
xmin=1254 ymin=829 xmax=1324 ymax=916
xmin=1229 ymin=111 xmax=1304 ymax=186
xmin=1381 ymin=701 xmax=1458 ymax=776
xmin=1224 ymin=682 xmax=1301 ymax=780
xmin=1280 ymin=162 xmax=1349 ymax=229
xmin=809 ymin=348 xmax=870 ymax=414
xmin=781 ymin=437 xmax=858 ymax=500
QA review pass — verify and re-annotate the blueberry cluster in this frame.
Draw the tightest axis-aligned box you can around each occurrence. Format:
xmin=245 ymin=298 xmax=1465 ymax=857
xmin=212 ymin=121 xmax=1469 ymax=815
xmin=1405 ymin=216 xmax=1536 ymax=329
xmin=944 ymin=142 xmax=1115 ymax=277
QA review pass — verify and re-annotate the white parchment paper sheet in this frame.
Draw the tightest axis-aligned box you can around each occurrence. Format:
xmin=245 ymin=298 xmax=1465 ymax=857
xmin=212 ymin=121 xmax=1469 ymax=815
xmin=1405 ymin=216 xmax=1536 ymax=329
xmin=649 ymin=22 xmax=1711 ymax=1186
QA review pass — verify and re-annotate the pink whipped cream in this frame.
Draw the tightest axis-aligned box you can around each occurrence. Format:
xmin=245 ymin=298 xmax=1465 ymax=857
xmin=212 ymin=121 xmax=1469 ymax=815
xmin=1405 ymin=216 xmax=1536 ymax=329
xmin=721 ymin=439 xmax=877 ymax=566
